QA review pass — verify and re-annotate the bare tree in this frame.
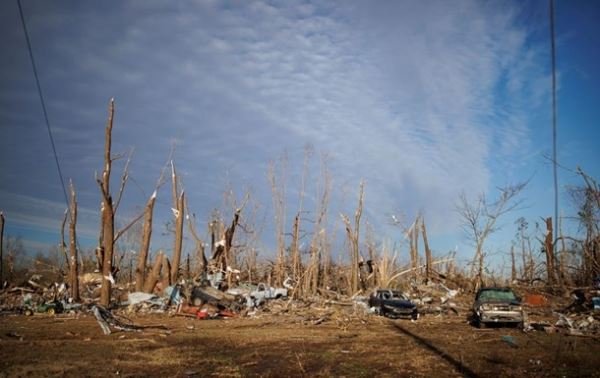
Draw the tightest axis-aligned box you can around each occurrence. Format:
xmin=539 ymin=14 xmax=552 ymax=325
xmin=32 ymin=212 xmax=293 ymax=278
xmin=135 ymin=191 xmax=156 ymax=291
xmin=515 ymin=217 xmax=534 ymax=282
xmin=568 ymin=167 xmax=600 ymax=283
xmin=268 ymin=155 xmax=287 ymax=286
xmin=68 ymin=181 xmax=80 ymax=301
xmin=161 ymin=253 xmax=172 ymax=290
xmin=341 ymin=181 xmax=365 ymax=294
xmin=456 ymin=182 xmax=526 ymax=290
xmin=170 ymin=161 xmax=185 ymax=284
xmin=303 ymin=153 xmax=331 ymax=295
xmin=421 ymin=216 xmax=433 ymax=282
xmin=543 ymin=216 xmax=559 ymax=287
xmin=510 ymin=244 xmax=517 ymax=283
xmin=96 ymin=99 xmax=143 ymax=306
xmin=186 ymin=207 xmax=207 ymax=276
xmin=97 ymin=100 xmax=117 ymax=306
xmin=144 ymin=251 xmax=163 ymax=293
xmin=60 ymin=210 xmax=69 ymax=273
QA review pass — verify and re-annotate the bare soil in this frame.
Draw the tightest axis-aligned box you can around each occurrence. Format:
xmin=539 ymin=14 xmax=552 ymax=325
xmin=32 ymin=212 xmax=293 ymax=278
xmin=1 ymin=312 xmax=599 ymax=377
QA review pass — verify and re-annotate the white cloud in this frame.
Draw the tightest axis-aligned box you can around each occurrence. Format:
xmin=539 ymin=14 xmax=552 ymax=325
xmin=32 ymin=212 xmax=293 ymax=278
xmin=0 ymin=0 xmax=549 ymax=254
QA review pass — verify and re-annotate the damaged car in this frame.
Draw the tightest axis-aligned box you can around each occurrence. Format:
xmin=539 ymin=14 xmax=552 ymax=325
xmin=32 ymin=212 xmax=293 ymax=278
xmin=247 ymin=283 xmax=288 ymax=308
xmin=369 ymin=289 xmax=418 ymax=320
xmin=472 ymin=287 xmax=524 ymax=328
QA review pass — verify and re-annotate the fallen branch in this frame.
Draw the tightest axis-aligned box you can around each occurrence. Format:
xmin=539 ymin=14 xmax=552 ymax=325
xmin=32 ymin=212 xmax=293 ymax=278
xmin=92 ymin=305 xmax=169 ymax=335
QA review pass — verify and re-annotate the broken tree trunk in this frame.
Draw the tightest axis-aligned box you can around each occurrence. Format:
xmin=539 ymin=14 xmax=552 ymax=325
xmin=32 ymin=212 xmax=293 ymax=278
xmin=99 ymin=99 xmax=115 ymax=307
xmin=510 ymin=245 xmax=517 ymax=283
xmin=144 ymin=251 xmax=163 ymax=293
xmin=170 ymin=162 xmax=184 ymax=284
xmin=290 ymin=213 xmax=301 ymax=284
xmin=268 ymin=158 xmax=287 ymax=287
xmin=185 ymin=253 xmax=190 ymax=280
xmin=558 ymin=215 xmax=572 ymax=287
xmin=135 ymin=191 xmax=156 ymax=292
xmin=342 ymin=181 xmax=365 ymax=294
xmin=421 ymin=216 xmax=432 ymax=282
xmin=187 ymin=211 xmax=207 ymax=276
xmin=68 ymin=181 xmax=80 ymax=301
xmin=223 ymin=204 xmax=244 ymax=287
xmin=60 ymin=209 xmax=69 ymax=273
xmin=161 ymin=254 xmax=172 ymax=292
xmin=544 ymin=217 xmax=558 ymax=287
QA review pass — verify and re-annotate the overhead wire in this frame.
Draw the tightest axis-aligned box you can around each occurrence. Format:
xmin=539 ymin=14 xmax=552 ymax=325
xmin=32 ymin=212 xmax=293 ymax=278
xmin=550 ymin=0 xmax=559 ymax=254
xmin=17 ymin=0 xmax=71 ymax=218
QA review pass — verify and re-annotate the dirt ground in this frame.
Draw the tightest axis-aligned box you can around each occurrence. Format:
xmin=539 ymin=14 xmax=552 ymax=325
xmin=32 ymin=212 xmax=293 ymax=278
xmin=1 ymin=311 xmax=599 ymax=377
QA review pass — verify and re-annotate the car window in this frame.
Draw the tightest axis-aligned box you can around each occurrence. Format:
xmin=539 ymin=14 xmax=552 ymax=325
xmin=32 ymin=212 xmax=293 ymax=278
xmin=391 ymin=291 xmax=408 ymax=300
xmin=478 ymin=289 xmax=516 ymax=301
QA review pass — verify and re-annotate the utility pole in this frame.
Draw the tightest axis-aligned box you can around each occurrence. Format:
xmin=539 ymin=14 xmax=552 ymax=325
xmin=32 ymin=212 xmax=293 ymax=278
xmin=550 ymin=0 xmax=559 ymax=257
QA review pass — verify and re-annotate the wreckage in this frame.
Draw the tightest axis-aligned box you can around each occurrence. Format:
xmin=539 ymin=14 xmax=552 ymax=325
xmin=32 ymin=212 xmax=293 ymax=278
xmin=472 ymin=287 xmax=524 ymax=328
xmin=368 ymin=289 xmax=418 ymax=320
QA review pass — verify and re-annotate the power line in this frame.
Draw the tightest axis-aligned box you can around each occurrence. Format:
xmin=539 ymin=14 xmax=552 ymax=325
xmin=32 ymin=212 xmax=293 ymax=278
xmin=17 ymin=0 xmax=71 ymax=216
xmin=550 ymin=0 xmax=558 ymax=253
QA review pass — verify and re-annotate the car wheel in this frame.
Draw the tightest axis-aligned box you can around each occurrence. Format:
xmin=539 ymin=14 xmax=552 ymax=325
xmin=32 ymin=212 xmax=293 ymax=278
xmin=47 ymin=308 xmax=56 ymax=315
xmin=24 ymin=309 xmax=33 ymax=316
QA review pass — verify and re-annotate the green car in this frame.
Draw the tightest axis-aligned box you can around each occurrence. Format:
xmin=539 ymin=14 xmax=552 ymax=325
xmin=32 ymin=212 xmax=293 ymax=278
xmin=473 ymin=287 xmax=524 ymax=328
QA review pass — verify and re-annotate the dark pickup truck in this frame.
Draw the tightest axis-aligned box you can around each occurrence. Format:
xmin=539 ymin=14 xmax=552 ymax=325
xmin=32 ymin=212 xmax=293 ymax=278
xmin=369 ymin=289 xmax=418 ymax=320
xmin=472 ymin=287 xmax=524 ymax=328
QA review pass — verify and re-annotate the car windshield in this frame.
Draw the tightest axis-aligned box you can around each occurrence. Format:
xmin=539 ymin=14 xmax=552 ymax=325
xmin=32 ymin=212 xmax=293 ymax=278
xmin=391 ymin=291 xmax=408 ymax=300
xmin=478 ymin=289 xmax=516 ymax=302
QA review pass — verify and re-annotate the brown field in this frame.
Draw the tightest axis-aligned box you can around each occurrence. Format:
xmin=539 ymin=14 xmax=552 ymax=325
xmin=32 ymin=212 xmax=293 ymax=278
xmin=1 ymin=312 xmax=599 ymax=377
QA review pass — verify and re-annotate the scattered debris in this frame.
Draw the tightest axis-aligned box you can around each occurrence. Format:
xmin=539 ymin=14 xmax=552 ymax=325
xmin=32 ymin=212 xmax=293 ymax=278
xmin=247 ymin=283 xmax=288 ymax=308
xmin=524 ymin=294 xmax=547 ymax=307
xmin=501 ymin=335 xmax=518 ymax=348
xmin=5 ymin=332 xmax=24 ymax=341
xmin=592 ymin=297 xmax=600 ymax=311
xmin=92 ymin=305 xmax=169 ymax=335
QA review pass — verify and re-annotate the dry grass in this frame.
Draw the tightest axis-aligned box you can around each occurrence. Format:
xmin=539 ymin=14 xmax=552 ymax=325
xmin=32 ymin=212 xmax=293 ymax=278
xmin=1 ymin=312 xmax=600 ymax=377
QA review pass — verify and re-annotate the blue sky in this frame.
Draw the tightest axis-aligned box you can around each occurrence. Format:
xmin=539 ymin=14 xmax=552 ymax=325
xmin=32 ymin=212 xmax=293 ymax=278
xmin=1 ymin=0 xmax=598 ymax=271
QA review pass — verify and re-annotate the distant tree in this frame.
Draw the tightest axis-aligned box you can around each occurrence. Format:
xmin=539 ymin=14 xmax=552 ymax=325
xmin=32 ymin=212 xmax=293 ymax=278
xmin=567 ymin=167 xmax=600 ymax=283
xmin=457 ymin=182 xmax=526 ymax=290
